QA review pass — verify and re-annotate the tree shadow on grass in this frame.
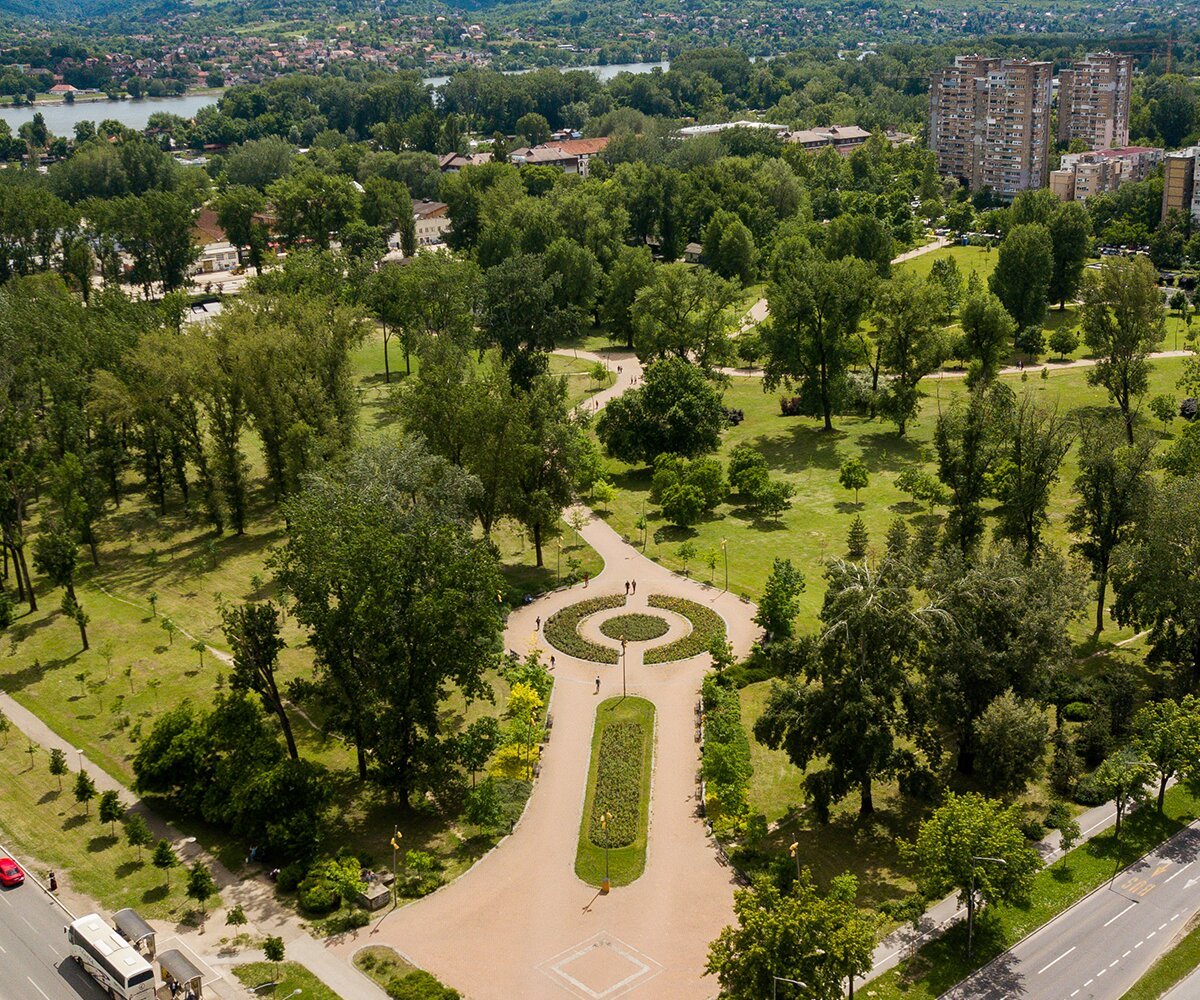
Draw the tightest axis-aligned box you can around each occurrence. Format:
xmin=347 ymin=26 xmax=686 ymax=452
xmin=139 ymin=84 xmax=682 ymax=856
xmin=88 ymin=835 xmax=118 ymax=853
xmin=833 ymin=501 xmax=862 ymax=515
xmin=141 ymin=884 xmax=169 ymax=905
xmin=38 ymin=789 xmax=61 ymax=806
xmin=889 ymin=500 xmax=925 ymax=515
xmin=115 ymin=859 xmax=145 ymax=879
xmin=857 ymin=430 xmax=934 ymax=471
xmin=62 ymin=814 xmax=88 ymax=832
xmin=652 ymin=524 xmax=698 ymax=546
xmin=747 ymin=424 xmax=843 ymax=474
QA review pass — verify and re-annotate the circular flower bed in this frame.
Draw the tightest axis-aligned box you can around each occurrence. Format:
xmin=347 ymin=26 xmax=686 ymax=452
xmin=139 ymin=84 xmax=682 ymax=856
xmin=599 ymin=614 xmax=670 ymax=642
xmin=644 ymin=595 xmax=726 ymax=664
xmin=544 ymin=594 xmax=626 ymax=663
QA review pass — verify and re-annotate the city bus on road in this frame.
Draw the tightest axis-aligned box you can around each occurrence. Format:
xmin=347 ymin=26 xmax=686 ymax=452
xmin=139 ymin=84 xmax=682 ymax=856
xmin=66 ymin=913 xmax=156 ymax=1000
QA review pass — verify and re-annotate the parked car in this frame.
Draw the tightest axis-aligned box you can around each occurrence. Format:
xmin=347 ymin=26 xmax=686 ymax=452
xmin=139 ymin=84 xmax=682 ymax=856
xmin=0 ymin=856 xmax=25 ymax=887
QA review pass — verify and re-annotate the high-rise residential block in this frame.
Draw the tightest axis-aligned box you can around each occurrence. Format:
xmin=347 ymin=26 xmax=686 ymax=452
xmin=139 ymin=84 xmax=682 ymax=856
xmin=1050 ymin=146 xmax=1164 ymax=203
xmin=1162 ymin=147 xmax=1200 ymax=225
xmin=1058 ymin=52 xmax=1134 ymax=149
xmin=929 ymin=56 xmax=1053 ymax=197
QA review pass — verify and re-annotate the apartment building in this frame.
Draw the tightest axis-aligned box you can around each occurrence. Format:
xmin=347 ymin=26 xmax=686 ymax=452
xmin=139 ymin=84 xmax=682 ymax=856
xmin=929 ymin=56 xmax=1053 ymax=197
xmin=1058 ymin=52 xmax=1135 ymax=149
xmin=1162 ymin=147 xmax=1200 ymax=225
xmin=1050 ymin=146 xmax=1164 ymax=202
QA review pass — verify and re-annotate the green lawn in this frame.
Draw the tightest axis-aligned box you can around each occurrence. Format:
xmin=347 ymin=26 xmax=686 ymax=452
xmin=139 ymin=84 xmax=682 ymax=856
xmin=575 ymin=696 xmax=655 ymax=888
xmin=0 ymin=732 xmax=208 ymax=921
xmin=1121 ymin=916 xmax=1200 ymax=1000
xmin=233 ymin=961 xmax=343 ymax=1000
xmin=867 ymin=784 xmax=1200 ymax=1000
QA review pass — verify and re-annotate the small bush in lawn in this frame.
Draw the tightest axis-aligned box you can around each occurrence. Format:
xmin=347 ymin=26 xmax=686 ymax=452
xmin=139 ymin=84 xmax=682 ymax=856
xmin=387 ymin=969 xmax=461 ymax=1000
xmin=297 ymin=876 xmax=340 ymax=914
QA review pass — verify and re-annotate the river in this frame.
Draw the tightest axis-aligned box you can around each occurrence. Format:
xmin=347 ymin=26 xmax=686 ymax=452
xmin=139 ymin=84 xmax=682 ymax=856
xmin=0 ymin=60 xmax=670 ymax=134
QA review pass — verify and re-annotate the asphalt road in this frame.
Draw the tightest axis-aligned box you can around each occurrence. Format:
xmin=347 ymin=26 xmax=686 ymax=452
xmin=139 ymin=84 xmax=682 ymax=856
xmin=0 ymin=881 xmax=107 ymax=1000
xmin=942 ymin=821 xmax=1200 ymax=1000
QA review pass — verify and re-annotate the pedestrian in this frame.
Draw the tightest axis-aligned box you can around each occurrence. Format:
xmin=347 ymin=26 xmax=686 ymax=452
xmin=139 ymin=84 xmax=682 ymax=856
xmin=595 ymin=676 xmax=601 ymax=694
xmin=631 ymin=580 xmax=636 ymax=595
xmin=550 ymin=655 xmax=556 ymax=670
xmin=536 ymin=615 xmax=541 ymax=631
xmin=624 ymin=581 xmax=629 ymax=596
xmin=583 ymin=572 xmax=589 ymax=589
xmin=49 ymin=871 xmax=57 ymax=892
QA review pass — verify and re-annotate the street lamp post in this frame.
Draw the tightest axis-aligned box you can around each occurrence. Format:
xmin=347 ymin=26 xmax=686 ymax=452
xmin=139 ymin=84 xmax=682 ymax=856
xmin=967 ymin=856 xmax=1008 ymax=958
xmin=600 ymin=811 xmax=613 ymax=894
xmin=620 ymin=637 xmax=627 ymax=699
xmin=789 ymin=841 xmax=800 ymax=881
xmin=721 ymin=539 xmax=728 ymax=592
xmin=772 ymin=976 xmax=806 ymax=999
xmin=390 ymin=830 xmax=402 ymax=907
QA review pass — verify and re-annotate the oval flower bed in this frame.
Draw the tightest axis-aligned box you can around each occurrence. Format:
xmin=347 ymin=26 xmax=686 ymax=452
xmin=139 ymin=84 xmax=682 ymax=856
xmin=575 ymin=696 xmax=655 ymax=887
xmin=644 ymin=595 xmax=726 ymax=664
xmin=544 ymin=594 xmax=626 ymax=663
xmin=599 ymin=613 xmax=670 ymax=642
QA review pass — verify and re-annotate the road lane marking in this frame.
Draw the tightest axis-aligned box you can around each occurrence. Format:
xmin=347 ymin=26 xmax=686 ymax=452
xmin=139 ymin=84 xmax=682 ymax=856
xmin=1148 ymin=931 xmax=1157 ymax=938
xmin=1124 ymin=950 xmax=1132 ymax=958
xmin=20 ymin=916 xmax=35 ymax=930
xmin=27 ymin=977 xmax=50 ymax=1000
xmin=1173 ymin=913 xmax=1181 ymax=920
xmin=0 ymin=943 xmax=6 ymax=953
xmin=1098 ymin=969 xmax=1106 ymax=977
xmin=1071 ymin=991 xmax=1079 ymax=997
xmin=1135 ymin=941 xmax=1144 ymax=948
xmin=1160 ymin=923 xmax=1168 ymax=930
xmin=1084 ymin=979 xmax=1094 ymax=986
xmin=1165 ymin=861 xmax=1193 ymax=883
xmin=1104 ymin=902 xmax=1137 ymax=927
xmin=1038 ymin=946 xmax=1076 ymax=974
xmin=1153 ymin=863 xmax=1171 ymax=877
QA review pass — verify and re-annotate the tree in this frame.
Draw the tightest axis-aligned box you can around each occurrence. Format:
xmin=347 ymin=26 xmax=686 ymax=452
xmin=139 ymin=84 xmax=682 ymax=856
xmin=457 ymin=717 xmax=501 ymax=789
xmin=705 ymin=871 xmax=876 ymax=1000
xmin=921 ymin=546 xmax=1083 ymax=775
xmin=481 ymin=253 xmax=568 ymax=388
xmin=222 ymin=601 xmax=298 ymax=760
xmin=1048 ymin=327 xmax=1079 ymax=360
xmin=223 ymin=136 xmax=294 ymax=190
xmin=928 ymin=257 xmax=964 ymax=320
xmin=845 ymin=516 xmax=869 ymax=560
xmin=1091 ymin=749 xmax=1153 ymax=839
xmin=1111 ymin=475 xmax=1200 ymax=688
xmin=756 ymin=558 xmax=929 ymax=816
xmin=1150 ymin=394 xmax=1177 ymax=433
xmin=153 ymin=839 xmax=178 ymax=888
xmin=125 ymin=814 xmax=152 ymax=859
xmin=361 ymin=175 xmax=414 ymax=254
xmin=214 ymin=185 xmax=265 ymax=268
xmin=186 ymin=861 xmax=218 ymax=928
xmin=989 ymin=223 xmax=1053 ymax=332
xmin=34 ymin=521 xmax=88 ymax=649
xmin=98 ymin=789 xmax=123 ymax=835
xmin=762 ymin=243 xmax=877 ymax=432
xmin=838 ymin=457 xmax=868 ymax=505
xmin=601 ymin=245 xmax=656 ymax=348
xmin=74 ymin=769 xmax=97 ymax=814
xmin=1132 ymin=697 xmax=1200 ymax=812
xmin=934 ymin=384 xmax=1013 ymax=556
xmin=596 ymin=357 xmax=725 ymax=465
xmin=703 ymin=211 xmax=757 ymax=285
xmin=754 ymin=558 xmax=805 ymax=640
xmin=973 ymin=691 xmax=1049 ymax=798
xmin=873 ymin=271 xmax=948 ymax=434
xmin=1068 ymin=421 xmax=1155 ymax=633
xmin=267 ymin=171 xmax=359 ymax=250
xmin=825 ymin=212 xmax=894 ymax=277
xmin=49 ymin=747 xmax=68 ymax=791
xmin=274 ymin=441 xmax=504 ymax=793
xmin=263 ymin=935 xmax=285 ymax=976
xmin=902 ymin=792 xmax=1041 ymax=957
xmin=959 ymin=288 xmax=1016 ymax=386
xmin=993 ymin=394 xmax=1074 ymax=560
xmin=1149 ymin=75 xmax=1197 ymax=147
xmin=225 ymin=904 xmax=247 ymax=931
xmin=515 ymin=112 xmax=551 ymax=146
xmin=633 ymin=262 xmax=738 ymax=371
xmin=1047 ymin=202 xmax=1092 ymax=309
xmin=1081 ymin=256 xmax=1165 ymax=443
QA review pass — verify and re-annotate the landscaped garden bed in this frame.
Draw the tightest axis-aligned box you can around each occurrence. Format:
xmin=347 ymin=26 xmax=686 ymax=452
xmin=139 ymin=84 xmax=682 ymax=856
xmin=644 ymin=595 xmax=726 ymax=663
xmin=575 ymin=696 xmax=655 ymax=887
xmin=599 ymin=613 xmax=670 ymax=642
xmin=544 ymin=594 xmax=626 ymax=663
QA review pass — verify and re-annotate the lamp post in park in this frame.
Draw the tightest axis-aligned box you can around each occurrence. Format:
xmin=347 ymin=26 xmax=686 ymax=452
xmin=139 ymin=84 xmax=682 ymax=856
xmin=390 ymin=830 xmax=402 ymax=907
xmin=620 ymin=636 xmax=627 ymax=699
xmin=600 ymin=811 xmax=613 ymax=894
xmin=721 ymin=538 xmax=728 ymax=592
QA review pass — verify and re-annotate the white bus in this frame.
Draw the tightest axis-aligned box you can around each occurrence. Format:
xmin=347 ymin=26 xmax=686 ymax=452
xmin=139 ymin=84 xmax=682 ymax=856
xmin=66 ymin=913 xmax=156 ymax=1000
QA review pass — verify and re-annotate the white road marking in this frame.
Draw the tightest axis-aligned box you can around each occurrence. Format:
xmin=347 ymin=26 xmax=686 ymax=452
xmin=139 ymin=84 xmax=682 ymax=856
xmin=0 ymin=942 xmax=6 ymax=953
xmin=1135 ymin=941 xmax=1144 ymax=948
xmin=1104 ymin=902 xmax=1137 ymax=927
xmin=1110 ymin=960 xmax=1120 ymax=968
xmin=26 ymin=977 xmax=50 ymax=1000
xmin=1038 ymin=947 xmax=1077 ymax=974
xmin=1097 ymin=968 xmax=1106 ymax=977
xmin=0 ymin=892 xmax=10 ymax=907
xmin=1123 ymin=950 xmax=1132 ymax=958
xmin=20 ymin=916 xmax=34 ymax=931
xmin=1148 ymin=931 xmax=1157 ymax=939
xmin=1084 ymin=979 xmax=1094 ymax=986
xmin=1160 ymin=922 xmax=1168 ymax=930
xmin=1165 ymin=861 xmax=1193 ymax=883
xmin=1071 ymin=991 xmax=1080 ymax=997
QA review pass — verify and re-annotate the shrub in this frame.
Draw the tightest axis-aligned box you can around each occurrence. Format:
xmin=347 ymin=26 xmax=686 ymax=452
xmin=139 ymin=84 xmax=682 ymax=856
xmin=599 ymin=614 xmax=670 ymax=642
xmin=276 ymin=861 xmax=306 ymax=893
xmin=1020 ymin=819 xmax=1045 ymax=841
xmin=588 ymin=721 xmax=647 ymax=848
xmin=297 ymin=876 xmax=340 ymax=914
xmin=701 ymin=675 xmax=751 ymax=823
xmin=1073 ymin=770 xmax=1110 ymax=806
xmin=387 ymin=970 xmax=462 ymax=1000
xmin=1062 ymin=701 xmax=1092 ymax=722
xmin=645 ymin=595 xmax=726 ymax=664
xmin=544 ymin=595 xmax=625 ymax=663
xmin=1046 ymin=801 xmax=1072 ymax=830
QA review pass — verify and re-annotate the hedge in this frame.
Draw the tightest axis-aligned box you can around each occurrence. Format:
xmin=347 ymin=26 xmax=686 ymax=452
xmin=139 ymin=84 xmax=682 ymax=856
xmin=644 ymin=594 xmax=726 ymax=663
xmin=599 ymin=613 xmax=670 ymax=642
xmin=588 ymin=721 xmax=645 ymax=848
xmin=544 ymin=594 xmax=625 ymax=663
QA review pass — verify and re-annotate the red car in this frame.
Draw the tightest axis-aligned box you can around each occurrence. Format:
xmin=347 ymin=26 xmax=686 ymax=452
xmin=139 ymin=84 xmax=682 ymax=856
xmin=0 ymin=856 xmax=25 ymax=887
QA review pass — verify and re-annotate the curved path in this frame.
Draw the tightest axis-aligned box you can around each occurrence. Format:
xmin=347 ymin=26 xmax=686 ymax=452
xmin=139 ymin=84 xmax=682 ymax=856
xmin=331 ymin=348 xmax=762 ymax=1000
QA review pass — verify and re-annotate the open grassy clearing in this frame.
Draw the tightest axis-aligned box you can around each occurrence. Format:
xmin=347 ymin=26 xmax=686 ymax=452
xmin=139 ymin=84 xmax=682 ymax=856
xmin=575 ymin=696 xmax=655 ymax=888
xmin=233 ymin=961 xmax=344 ymax=1000
xmin=0 ymin=732 xmax=208 ymax=922
xmin=868 ymin=784 xmax=1200 ymax=1000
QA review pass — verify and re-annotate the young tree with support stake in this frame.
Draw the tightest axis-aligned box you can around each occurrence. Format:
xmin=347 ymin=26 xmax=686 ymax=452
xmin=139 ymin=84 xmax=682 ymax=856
xmin=222 ymin=600 xmax=298 ymax=761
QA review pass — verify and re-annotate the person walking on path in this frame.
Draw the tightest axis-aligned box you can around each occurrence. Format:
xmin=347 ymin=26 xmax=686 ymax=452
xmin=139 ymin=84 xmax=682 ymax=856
xmin=624 ymin=581 xmax=629 ymax=596
xmin=535 ymin=616 xmax=541 ymax=631
xmin=594 ymin=676 xmax=601 ymax=694
xmin=631 ymin=580 xmax=636 ymax=595
xmin=583 ymin=572 xmax=589 ymax=589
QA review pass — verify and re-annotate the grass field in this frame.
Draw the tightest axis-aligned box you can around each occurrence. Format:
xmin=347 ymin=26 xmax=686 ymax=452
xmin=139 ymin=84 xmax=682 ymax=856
xmin=575 ymin=696 xmax=656 ymax=888
xmin=868 ymin=784 xmax=1200 ymax=1000
xmin=233 ymin=961 xmax=343 ymax=999
xmin=0 ymin=732 xmax=207 ymax=921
